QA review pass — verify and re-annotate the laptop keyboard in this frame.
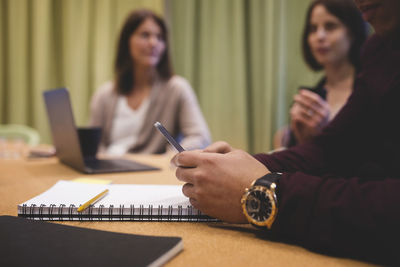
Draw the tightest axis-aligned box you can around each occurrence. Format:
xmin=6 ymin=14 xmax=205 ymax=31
xmin=84 ymin=158 xmax=122 ymax=169
xmin=83 ymin=158 xmax=159 ymax=173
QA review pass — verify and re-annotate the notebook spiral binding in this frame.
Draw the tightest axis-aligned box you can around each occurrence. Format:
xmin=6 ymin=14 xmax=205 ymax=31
xmin=19 ymin=204 xmax=217 ymax=222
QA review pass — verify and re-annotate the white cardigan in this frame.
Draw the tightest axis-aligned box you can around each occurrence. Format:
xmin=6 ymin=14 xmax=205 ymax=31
xmin=89 ymin=75 xmax=211 ymax=154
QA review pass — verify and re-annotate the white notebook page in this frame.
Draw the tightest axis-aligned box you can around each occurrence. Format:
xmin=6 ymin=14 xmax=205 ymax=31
xmin=21 ymin=180 xmax=189 ymax=207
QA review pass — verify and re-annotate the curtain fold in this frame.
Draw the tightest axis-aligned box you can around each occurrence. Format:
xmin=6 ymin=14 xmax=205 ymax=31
xmin=0 ymin=0 xmax=163 ymax=143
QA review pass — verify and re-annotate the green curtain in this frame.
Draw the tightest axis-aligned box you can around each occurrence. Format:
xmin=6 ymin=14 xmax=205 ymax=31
xmin=0 ymin=0 xmax=163 ymax=144
xmin=1 ymin=0 xmax=322 ymax=153
xmin=167 ymin=0 xmax=321 ymax=153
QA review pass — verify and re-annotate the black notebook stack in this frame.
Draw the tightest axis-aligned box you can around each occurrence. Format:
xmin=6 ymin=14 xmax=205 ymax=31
xmin=0 ymin=216 xmax=183 ymax=267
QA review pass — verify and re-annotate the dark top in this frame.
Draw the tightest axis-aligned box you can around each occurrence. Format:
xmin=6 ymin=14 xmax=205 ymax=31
xmin=254 ymin=34 xmax=400 ymax=265
xmin=286 ymin=78 xmax=327 ymax=147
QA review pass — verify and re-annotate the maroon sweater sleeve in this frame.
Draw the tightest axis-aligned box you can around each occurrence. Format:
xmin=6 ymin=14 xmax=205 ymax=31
xmin=254 ymin=35 xmax=400 ymax=264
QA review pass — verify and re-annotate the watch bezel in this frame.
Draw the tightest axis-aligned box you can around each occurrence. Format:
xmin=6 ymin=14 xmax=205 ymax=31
xmin=241 ymin=183 xmax=277 ymax=229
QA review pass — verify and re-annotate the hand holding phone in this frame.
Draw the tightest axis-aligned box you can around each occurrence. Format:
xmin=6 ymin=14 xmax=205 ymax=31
xmin=154 ymin=122 xmax=185 ymax=152
xmin=298 ymin=85 xmax=326 ymax=99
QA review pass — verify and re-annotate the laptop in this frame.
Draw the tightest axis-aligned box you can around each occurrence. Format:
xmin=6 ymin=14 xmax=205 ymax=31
xmin=43 ymin=88 xmax=159 ymax=174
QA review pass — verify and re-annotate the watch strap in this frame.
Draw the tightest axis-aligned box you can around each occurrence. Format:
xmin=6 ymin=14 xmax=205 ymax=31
xmin=253 ymin=172 xmax=281 ymax=188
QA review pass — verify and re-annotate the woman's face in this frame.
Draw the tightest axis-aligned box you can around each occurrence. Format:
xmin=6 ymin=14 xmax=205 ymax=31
xmin=308 ymin=5 xmax=352 ymax=68
xmin=129 ymin=18 xmax=166 ymax=69
xmin=354 ymin=0 xmax=400 ymax=35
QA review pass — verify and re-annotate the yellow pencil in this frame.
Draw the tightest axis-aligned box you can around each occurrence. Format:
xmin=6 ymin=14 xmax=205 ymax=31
xmin=77 ymin=189 xmax=109 ymax=212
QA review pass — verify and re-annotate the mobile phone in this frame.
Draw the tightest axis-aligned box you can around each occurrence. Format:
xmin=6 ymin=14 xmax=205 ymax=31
xmin=298 ymin=86 xmax=314 ymax=91
xmin=298 ymin=86 xmax=326 ymax=99
xmin=154 ymin=122 xmax=185 ymax=152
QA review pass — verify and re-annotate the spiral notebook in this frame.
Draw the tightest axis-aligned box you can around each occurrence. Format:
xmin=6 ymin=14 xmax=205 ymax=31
xmin=18 ymin=180 xmax=216 ymax=221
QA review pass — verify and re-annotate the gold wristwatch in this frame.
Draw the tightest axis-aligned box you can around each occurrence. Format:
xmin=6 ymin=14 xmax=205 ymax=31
xmin=241 ymin=173 xmax=281 ymax=229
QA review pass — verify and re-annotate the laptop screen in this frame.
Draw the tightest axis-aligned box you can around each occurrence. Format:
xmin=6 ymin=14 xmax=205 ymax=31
xmin=43 ymin=88 xmax=86 ymax=171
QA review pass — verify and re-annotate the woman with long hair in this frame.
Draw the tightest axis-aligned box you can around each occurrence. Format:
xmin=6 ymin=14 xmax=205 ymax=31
xmin=89 ymin=9 xmax=211 ymax=155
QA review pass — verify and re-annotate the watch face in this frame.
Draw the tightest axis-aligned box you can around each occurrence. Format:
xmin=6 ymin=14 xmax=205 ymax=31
xmin=241 ymin=185 xmax=277 ymax=228
xmin=245 ymin=189 xmax=272 ymax=222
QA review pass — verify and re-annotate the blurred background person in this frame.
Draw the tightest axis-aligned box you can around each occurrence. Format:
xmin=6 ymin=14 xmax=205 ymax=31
xmin=274 ymin=0 xmax=367 ymax=149
xmin=89 ymin=9 xmax=211 ymax=155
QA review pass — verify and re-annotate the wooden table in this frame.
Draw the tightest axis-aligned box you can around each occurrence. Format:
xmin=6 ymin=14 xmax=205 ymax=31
xmin=0 ymin=154 xmax=374 ymax=266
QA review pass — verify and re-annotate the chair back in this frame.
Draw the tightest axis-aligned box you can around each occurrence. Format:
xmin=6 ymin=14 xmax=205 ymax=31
xmin=0 ymin=124 xmax=40 ymax=146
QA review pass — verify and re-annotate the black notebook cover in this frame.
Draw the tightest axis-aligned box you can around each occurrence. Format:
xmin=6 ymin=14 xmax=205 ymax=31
xmin=0 ymin=216 xmax=183 ymax=267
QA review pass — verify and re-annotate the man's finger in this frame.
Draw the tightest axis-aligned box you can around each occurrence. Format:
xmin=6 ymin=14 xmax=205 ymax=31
xmin=203 ymin=141 xmax=232 ymax=154
xmin=176 ymin=166 xmax=197 ymax=184
xmin=182 ymin=183 xmax=195 ymax=198
xmin=170 ymin=151 xmax=201 ymax=168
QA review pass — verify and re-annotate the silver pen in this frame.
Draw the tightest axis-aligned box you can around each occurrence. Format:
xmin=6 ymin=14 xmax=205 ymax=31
xmin=154 ymin=122 xmax=185 ymax=152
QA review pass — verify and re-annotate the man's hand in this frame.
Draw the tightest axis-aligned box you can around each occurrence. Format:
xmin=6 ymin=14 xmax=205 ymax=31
xmin=203 ymin=141 xmax=233 ymax=153
xmin=171 ymin=145 xmax=270 ymax=223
